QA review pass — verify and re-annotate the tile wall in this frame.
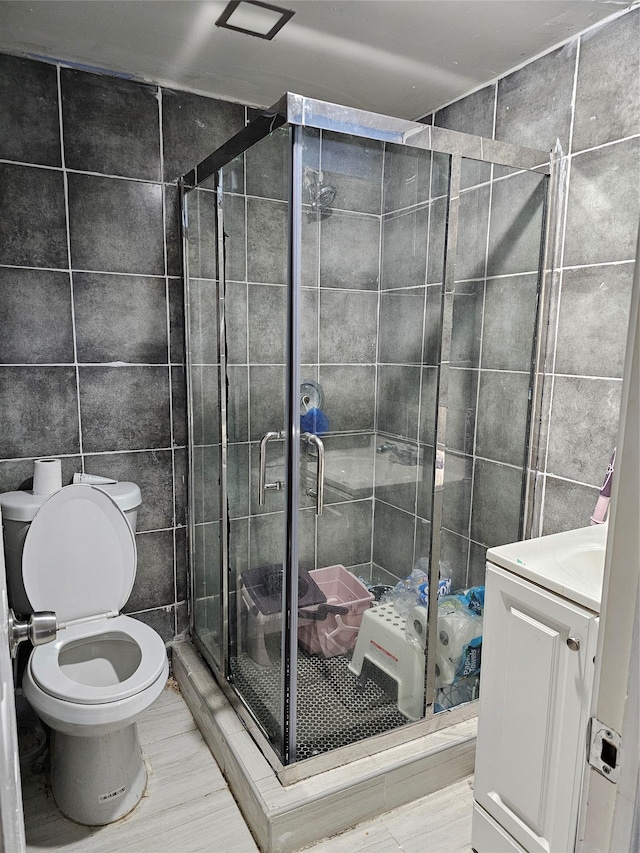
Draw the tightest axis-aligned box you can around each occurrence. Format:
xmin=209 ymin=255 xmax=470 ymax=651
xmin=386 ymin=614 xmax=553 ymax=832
xmin=0 ymin=54 xmax=246 ymax=641
xmin=422 ymin=7 xmax=640 ymax=535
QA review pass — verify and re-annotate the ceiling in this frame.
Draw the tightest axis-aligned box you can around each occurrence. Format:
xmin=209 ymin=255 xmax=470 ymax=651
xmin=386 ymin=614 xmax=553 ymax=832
xmin=0 ymin=1 xmax=632 ymax=119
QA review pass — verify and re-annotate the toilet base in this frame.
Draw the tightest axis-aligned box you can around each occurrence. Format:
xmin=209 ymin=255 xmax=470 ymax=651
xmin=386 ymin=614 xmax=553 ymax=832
xmin=50 ymin=722 xmax=147 ymax=825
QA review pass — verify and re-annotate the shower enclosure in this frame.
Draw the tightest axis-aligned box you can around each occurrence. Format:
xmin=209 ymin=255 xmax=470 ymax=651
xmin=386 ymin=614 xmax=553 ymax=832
xmin=181 ymin=94 xmax=550 ymax=768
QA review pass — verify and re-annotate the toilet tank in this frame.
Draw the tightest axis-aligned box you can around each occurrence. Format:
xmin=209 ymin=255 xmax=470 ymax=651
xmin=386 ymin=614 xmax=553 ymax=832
xmin=0 ymin=482 xmax=142 ymax=615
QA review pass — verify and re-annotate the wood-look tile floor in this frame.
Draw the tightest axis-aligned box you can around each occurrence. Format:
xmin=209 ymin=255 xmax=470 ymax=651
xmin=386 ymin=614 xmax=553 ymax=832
xmin=22 ymin=683 xmax=474 ymax=852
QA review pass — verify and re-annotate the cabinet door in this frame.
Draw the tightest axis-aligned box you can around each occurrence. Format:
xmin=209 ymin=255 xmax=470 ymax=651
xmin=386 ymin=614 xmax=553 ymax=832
xmin=474 ymin=565 xmax=598 ymax=853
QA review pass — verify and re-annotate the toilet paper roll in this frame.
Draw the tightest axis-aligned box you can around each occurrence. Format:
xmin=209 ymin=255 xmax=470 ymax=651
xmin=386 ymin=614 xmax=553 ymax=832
xmin=405 ymin=606 xmax=428 ymax=650
xmin=33 ymin=458 xmax=62 ymax=495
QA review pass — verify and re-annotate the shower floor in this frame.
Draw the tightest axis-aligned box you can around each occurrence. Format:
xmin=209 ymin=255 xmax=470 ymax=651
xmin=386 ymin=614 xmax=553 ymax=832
xmin=230 ymin=645 xmax=408 ymax=761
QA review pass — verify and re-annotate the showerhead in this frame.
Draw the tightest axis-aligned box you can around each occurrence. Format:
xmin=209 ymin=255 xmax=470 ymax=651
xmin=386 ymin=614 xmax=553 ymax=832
xmin=304 ymin=168 xmax=337 ymax=214
xmin=310 ymin=184 xmax=337 ymax=211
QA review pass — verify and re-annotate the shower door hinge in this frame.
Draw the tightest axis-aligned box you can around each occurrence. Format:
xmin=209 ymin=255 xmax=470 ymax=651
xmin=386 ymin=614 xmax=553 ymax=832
xmin=587 ymin=717 xmax=621 ymax=783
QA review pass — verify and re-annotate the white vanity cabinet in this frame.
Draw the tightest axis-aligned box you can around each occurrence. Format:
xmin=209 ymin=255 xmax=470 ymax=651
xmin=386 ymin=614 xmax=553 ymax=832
xmin=472 ymin=526 xmax=606 ymax=853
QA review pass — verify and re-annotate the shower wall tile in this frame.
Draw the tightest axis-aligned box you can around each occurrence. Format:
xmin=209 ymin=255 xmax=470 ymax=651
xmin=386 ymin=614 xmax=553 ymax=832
xmin=442 ymin=454 xmax=472 ymax=537
xmin=171 ymin=365 xmax=188 ymax=447
xmin=376 ymin=365 xmax=421 ymax=440
xmin=450 ymin=286 xmax=482 ymax=370
xmin=475 ymin=371 xmax=530 ymax=467
xmin=383 ymin=144 xmax=431 ymax=213
xmin=188 ymin=188 xmax=218 ymax=280
xmin=495 ymin=42 xmax=576 ymax=154
xmin=317 ymin=499 xmax=373 ymax=569
xmin=546 ymin=376 xmax=622 ymax=485
xmin=227 ymin=366 xmax=249 ymax=443
xmin=161 ymin=88 xmax=245 ymax=183
xmin=446 ymin=369 xmax=478 ymax=456
xmin=245 ymin=127 xmax=289 ymax=201
xmin=555 ymin=263 xmax=635 ymax=379
xmin=379 ymin=288 xmax=425 ymax=364
xmin=440 ymin=529 xmax=469 ymax=591
xmin=192 ymin=444 xmax=221 ymax=525
xmin=419 ymin=367 xmax=437 ymax=446
xmin=455 ymin=185 xmax=490 ymax=281
xmin=191 ymin=365 xmax=219 ymax=446
xmin=223 ymin=193 xmax=247 ymax=283
xmin=225 ymin=281 xmax=248 ymax=365
xmin=435 ymin=85 xmax=495 ymax=189
xmin=320 ymin=212 xmax=380 ymax=290
xmin=416 ymin=444 xmax=434 ymax=522
xmin=0 ymin=366 xmax=80 ymax=459
xmin=247 ymin=283 xmax=286 ymax=364
xmin=423 ymin=286 xmax=443 ymax=366
xmin=164 ymin=186 xmax=182 ymax=278
xmin=246 ymin=197 xmax=288 ymax=284
xmin=248 ymin=365 xmax=285 ymax=440
xmin=426 ymin=197 xmax=447 ymax=284
xmin=487 ymin=170 xmax=545 ymax=277
xmin=572 ymin=9 xmax=640 ymax=153
xmin=83 ymin=449 xmax=175 ymax=532
xmin=541 ymin=476 xmax=600 ymax=536
xmin=0 ymin=268 xmax=74 ymax=364
xmin=61 ymin=68 xmax=161 ymax=181
xmin=301 ymin=288 xmax=319 ymax=364
xmin=0 ymin=164 xmax=67 ymax=268
xmin=188 ymin=278 xmax=219 ymax=366
xmin=372 ymin=502 xmax=414 ymax=578
xmin=319 ymin=290 xmax=378 ymax=364
xmin=0 ymin=54 xmax=61 ymax=166
xmin=318 ymin=365 xmax=376 ymax=433
xmin=227 ymin=443 xmax=250 ymax=519
xmin=68 ymin=174 xmax=165 ymax=274
xmin=381 ymin=207 xmax=429 ymax=290
xmin=78 ymin=365 xmax=171 ymax=452
xmin=73 ymin=273 xmax=168 ymax=363
xmin=321 ymin=131 xmax=383 ymax=215
xmin=470 ymin=459 xmax=522 ymax=548
xmin=168 ymin=277 xmax=185 ymax=365
xmin=563 ymin=138 xmax=640 ymax=267
xmin=482 ymin=274 xmax=538 ymax=371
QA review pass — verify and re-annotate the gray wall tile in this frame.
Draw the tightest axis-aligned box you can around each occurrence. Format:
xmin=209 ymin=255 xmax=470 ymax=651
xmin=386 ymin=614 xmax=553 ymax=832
xmin=470 ymin=459 xmax=522 ymax=548
xmin=0 ymin=165 xmax=67 ymax=268
xmin=317 ymin=499 xmax=373 ymax=568
xmin=482 ymin=274 xmax=539 ymax=371
xmin=0 ymin=268 xmax=74 ymax=364
xmin=318 ymin=365 xmax=376 ymax=432
xmin=379 ymin=288 xmax=426 ymax=365
xmin=563 ymin=138 xmax=640 ymax=267
xmin=373 ymin=501 xmax=414 ymax=577
xmin=0 ymin=366 xmax=80 ymax=458
xmin=319 ymin=290 xmax=378 ymax=364
xmin=0 ymin=53 xmax=60 ymax=166
xmin=546 ymin=376 xmax=622 ymax=484
xmin=541 ymin=475 xmax=601 ymax=535
xmin=475 ymin=371 xmax=530 ymax=466
xmin=555 ymin=264 xmax=635 ymax=378
xmin=124 ymin=530 xmax=175 ymax=612
xmin=383 ymin=144 xmax=431 ymax=213
xmin=61 ymin=68 xmax=161 ymax=181
xmin=68 ymin=174 xmax=165 ymax=275
xmin=495 ymin=42 xmax=577 ymax=154
xmin=435 ymin=85 xmax=494 ymax=189
xmin=573 ymin=10 xmax=640 ymax=153
xmin=73 ymin=273 xmax=168 ymax=363
xmin=247 ymin=197 xmax=287 ymax=284
xmin=320 ymin=212 xmax=380 ymax=290
xmin=377 ymin=365 xmax=421 ymax=439
xmin=381 ymin=207 xmax=428 ymax=289
xmin=487 ymin=170 xmax=546 ymax=277
xmin=79 ymin=365 xmax=171 ymax=452
xmin=321 ymin=131 xmax=383 ymax=215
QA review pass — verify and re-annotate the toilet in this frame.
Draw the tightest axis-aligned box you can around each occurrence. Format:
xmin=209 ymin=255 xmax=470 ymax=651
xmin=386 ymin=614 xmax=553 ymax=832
xmin=0 ymin=481 xmax=169 ymax=825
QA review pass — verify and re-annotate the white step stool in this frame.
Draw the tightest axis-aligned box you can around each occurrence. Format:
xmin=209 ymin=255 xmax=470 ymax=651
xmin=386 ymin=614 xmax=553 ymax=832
xmin=348 ymin=602 xmax=428 ymax=721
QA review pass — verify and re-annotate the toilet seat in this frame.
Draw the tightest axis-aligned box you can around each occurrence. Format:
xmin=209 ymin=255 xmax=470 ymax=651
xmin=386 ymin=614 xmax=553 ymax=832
xmin=29 ymin=615 xmax=167 ymax=705
xmin=22 ymin=484 xmax=136 ymax=624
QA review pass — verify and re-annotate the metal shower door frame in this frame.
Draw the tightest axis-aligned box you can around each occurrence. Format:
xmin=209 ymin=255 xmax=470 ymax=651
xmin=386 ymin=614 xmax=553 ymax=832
xmin=181 ymin=93 xmax=552 ymax=766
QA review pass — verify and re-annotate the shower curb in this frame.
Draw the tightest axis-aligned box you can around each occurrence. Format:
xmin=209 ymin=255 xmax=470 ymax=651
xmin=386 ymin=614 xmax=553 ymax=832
xmin=172 ymin=640 xmax=476 ymax=852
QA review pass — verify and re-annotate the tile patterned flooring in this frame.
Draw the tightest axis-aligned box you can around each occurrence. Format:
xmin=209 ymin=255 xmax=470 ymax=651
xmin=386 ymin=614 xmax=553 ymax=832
xmin=22 ymin=684 xmax=474 ymax=852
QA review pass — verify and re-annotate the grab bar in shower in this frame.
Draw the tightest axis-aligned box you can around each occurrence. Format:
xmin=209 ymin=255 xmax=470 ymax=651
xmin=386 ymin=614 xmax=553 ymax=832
xmin=302 ymin=432 xmax=325 ymax=516
xmin=258 ymin=430 xmax=284 ymax=505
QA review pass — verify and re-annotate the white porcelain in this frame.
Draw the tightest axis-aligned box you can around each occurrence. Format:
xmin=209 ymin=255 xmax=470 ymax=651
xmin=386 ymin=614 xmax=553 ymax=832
xmin=486 ymin=523 xmax=607 ymax=612
xmin=1 ymin=482 xmax=168 ymax=825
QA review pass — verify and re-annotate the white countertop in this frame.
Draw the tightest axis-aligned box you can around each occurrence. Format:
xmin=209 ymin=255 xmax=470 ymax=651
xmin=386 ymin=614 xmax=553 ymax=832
xmin=487 ymin=524 xmax=608 ymax=613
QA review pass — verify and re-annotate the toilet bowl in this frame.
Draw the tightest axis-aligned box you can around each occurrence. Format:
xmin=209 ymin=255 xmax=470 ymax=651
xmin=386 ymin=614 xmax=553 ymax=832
xmin=0 ymin=481 xmax=169 ymax=825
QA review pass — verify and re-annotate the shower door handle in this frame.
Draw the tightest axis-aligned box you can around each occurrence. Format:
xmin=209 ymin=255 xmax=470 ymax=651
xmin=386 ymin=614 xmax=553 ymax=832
xmin=302 ymin=433 xmax=325 ymax=516
xmin=258 ymin=430 xmax=284 ymax=505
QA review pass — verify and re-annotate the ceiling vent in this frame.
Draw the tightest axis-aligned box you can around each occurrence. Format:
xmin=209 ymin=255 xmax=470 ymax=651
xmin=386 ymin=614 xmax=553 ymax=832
xmin=215 ymin=0 xmax=294 ymax=40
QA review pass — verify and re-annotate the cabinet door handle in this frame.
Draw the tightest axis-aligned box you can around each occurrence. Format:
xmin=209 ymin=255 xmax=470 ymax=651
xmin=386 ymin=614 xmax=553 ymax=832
xmin=567 ymin=637 xmax=580 ymax=652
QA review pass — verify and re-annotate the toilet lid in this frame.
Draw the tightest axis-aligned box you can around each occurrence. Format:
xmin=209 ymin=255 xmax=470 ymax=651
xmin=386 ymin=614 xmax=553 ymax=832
xmin=23 ymin=485 xmax=136 ymax=624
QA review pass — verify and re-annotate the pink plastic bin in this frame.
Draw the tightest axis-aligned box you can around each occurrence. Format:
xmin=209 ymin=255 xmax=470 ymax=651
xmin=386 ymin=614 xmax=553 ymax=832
xmin=298 ymin=565 xmax=374 ymax=658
